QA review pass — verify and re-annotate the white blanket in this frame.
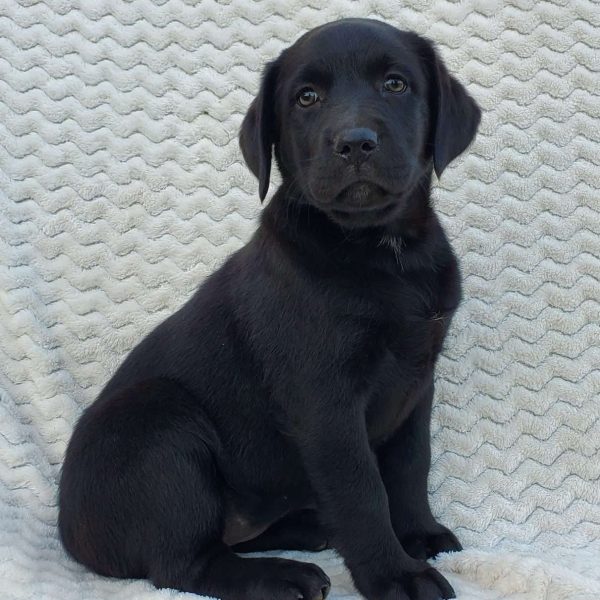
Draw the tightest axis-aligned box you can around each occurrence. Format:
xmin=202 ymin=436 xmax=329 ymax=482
xmin=1 ymin=1 xmax=598 ymax=599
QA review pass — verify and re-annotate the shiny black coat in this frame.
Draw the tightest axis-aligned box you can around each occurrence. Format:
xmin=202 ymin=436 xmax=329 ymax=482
xmin=59 ymin=18 xmax=480 ymax=600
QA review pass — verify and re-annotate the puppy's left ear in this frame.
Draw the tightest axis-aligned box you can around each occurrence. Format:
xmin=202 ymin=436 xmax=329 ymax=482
xmin=239 ymin=59 xmax=280 ymax=201
xmin=425 ymin=42 xmax=481 ymax=178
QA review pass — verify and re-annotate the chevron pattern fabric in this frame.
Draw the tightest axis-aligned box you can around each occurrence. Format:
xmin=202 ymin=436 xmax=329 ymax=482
xmin=0 ymin=1 xmax=599 ymax=599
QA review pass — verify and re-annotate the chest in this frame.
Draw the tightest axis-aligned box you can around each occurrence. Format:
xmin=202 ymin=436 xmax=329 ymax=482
xmin=363 ymin=261 xmax=461 ymax=444
xmin=364 ymin=306 xmax=454 ymax=445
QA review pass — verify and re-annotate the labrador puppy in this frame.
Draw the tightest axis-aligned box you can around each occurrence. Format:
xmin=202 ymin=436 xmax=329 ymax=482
xmin=59 ymin=18 xmax=480 ymax=600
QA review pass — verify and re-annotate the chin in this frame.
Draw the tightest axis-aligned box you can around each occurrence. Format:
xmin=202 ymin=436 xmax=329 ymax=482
xmin=316 ymin=181 xmax=405 ymax=229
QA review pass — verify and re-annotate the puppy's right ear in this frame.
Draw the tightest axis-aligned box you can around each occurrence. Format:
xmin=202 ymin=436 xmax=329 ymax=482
xmin=239 ymin=59 xmax=280 ymax=202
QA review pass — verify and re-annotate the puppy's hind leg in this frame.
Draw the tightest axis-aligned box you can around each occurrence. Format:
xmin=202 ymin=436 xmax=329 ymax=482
xmin=142 ymin=419 xmax=331 ymax=598
xmin=60 ymin=377 xmax=330 ymax=600
xmin=377 ymin=381 xmax=462 ymax=560
xmin=152 ymin=483 xmax=331 ymax=600
xmin=149 ymin=439 xmax=331 ymax=600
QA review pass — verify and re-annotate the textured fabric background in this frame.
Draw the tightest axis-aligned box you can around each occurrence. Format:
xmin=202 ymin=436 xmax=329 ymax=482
xmin=1 ymin=1 xmax=599 ymax=599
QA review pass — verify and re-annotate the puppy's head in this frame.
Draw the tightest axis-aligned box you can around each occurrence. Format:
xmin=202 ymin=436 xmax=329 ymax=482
xmin=240 ymin=18 xmax=481 ymax=229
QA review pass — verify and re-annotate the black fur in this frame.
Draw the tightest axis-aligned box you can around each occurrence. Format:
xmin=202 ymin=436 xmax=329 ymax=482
xmin=59 ymin=18 xmax=480 ymax=600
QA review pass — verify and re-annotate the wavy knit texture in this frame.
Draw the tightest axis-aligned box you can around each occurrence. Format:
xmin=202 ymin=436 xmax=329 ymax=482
xmin=0 ymin=1 xmax=599 ymax=599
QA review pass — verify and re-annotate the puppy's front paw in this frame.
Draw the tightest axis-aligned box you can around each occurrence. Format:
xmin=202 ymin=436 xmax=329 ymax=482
xmin=353 ymin=559 xmax=455 ymax=600
xmin=377 ymin=566 xmax=455 ymax=600
xmin=401 ymin=525 xmax=462 ymax=560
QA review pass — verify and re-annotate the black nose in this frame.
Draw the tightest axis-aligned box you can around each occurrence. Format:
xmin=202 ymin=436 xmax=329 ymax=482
xmin=333 ymin=128 xmax=379 ymax=165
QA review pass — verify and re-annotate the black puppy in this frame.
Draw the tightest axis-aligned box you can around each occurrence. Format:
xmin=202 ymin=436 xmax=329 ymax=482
xmin=59 ymin=18 xmax=480 ymax=600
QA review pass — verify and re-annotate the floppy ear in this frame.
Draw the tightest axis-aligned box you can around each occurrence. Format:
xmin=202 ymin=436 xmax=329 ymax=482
xmin=426 ymin=43 xmax=481 ymax=178
xmin=239 ymin=59 xmax=280 ymax=201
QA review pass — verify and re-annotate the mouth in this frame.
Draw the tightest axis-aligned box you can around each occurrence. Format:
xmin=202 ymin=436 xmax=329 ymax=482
xmin=328 ymin=181 xmax=398 ymax=220
xmin=330 ymin=201 xmax=396 ymax=218
xmin=333 ymin=181 xmax=386 ymax=206
xmin=323 ymin=185 xmax=401 ymax=229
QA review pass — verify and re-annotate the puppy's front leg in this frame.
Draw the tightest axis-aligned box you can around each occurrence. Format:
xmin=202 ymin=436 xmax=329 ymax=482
xmin=295 ymin=401 xmax=455 ymax=600
xmin=378 ymin=381 xmax=463 ymax=561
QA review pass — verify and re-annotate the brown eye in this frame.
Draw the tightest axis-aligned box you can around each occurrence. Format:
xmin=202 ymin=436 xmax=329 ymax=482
xmin=384 ymin=76 xmax=407 ymax=94
xmin=297 ymin=88 xmax=319 ymax=107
